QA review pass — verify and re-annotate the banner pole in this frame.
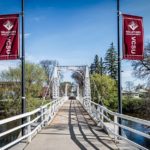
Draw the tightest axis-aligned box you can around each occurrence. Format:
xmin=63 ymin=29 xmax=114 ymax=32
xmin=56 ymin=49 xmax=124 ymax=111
xmin=21 ymin=0 xmax=26 ymax=136
xmin=117 ymin=0 xmax=122 ymax=135
xmin=100 ymin=57 xmax=103 ymax=76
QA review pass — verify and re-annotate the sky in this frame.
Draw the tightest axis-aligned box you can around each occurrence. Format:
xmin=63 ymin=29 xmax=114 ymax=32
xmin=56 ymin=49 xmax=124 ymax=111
xmin=0 ymin=0 xmax=150 ymax=88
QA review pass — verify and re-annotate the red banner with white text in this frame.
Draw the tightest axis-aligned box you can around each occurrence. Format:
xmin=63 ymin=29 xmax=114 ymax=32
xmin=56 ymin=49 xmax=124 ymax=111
xmin=122 ymin=14 xmax=144 ymax=60
xmin=0 ymin=14 xmax=19 ymax=60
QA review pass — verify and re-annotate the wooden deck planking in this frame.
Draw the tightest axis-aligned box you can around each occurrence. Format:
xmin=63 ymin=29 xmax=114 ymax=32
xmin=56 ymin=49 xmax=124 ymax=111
xmin=25 ymin=100 xmax=118 ymax=150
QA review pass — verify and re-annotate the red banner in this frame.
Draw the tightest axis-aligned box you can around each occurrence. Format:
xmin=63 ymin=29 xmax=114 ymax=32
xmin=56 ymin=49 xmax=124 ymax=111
xmin=122 ymin=14 xmax=144 ymax=60
xmin=0 ymin=14 xmax=19 ymax=60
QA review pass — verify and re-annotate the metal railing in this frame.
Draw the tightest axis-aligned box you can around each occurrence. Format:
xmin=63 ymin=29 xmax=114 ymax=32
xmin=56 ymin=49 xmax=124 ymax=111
xmin=80 ymin=99 xmax=150 ymax=150
xmin=0 ymin=97 xmax=66 ymax=150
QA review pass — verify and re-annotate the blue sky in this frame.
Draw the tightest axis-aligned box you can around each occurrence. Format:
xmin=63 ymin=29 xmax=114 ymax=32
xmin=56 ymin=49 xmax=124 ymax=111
xmin=0 ymin=0 xmax=149 ymax=88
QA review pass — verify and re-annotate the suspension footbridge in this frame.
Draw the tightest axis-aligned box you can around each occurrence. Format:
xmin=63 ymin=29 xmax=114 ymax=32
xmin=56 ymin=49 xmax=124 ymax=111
xmin=0 ymin=65 xmax=150 ymax=150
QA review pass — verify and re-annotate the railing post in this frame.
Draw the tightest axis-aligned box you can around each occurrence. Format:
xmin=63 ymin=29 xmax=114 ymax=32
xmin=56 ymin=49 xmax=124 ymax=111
xmin=54 ymin=101 xmax=56 ymax=113
xmin=27 ymin=116 xmax=31 ymax=142
xmin=96 ymin=105 xmax=100 ymax=122
xmin=40 ymin=107 xmax=44 ymax=127
xmin=50 ymin=103 xmax=52 ymax=117
xmin=101 ymin=107 xmax=104 ymax=128
xmin=52 ymin=101 xmax=55 ymax=115
xmin=56 ymin=99 xmax=58 ymax=111
xmin=43 ymin=107 xmax=48 ymax=126
xmin=58 ymin=98 xmax=60 ymax=108
xmin=58 ymin=98 xmax=60 ymax=106
xmin=55 ymin=100 xmax=57 ymax=111
xmin=114 ymin=115 xmax=118 ymax=142
xmin=89 ymin=100 xmax=92 ymax=114
xmin=48 ymin=104 xmax=50 ymax=120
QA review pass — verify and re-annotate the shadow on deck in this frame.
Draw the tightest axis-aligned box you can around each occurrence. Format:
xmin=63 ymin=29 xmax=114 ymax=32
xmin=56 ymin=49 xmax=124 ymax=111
xmin=24 ymin=100 xmax=118 ymax=150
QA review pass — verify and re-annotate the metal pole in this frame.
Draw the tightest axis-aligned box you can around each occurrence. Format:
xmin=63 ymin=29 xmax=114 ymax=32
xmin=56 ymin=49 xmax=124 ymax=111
xmin=117 ymin=0 xmax=122 ymax=135
xmin=21 ymin=0 xmax=26 ymax=136
xmin=100 ymin=57 xmax=103 ymax=76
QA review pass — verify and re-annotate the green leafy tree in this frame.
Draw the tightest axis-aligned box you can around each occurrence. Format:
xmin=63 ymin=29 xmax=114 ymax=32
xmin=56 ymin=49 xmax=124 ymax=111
xmin=0 ymin=62 xmax=46 ymax=99
xmin=90 ymin=73 xmax=117 ymax=111
xmin=0 ymin=68 xmax=21 ymax=99
xmin=0 ymin=62 xmax=47 ymax=118
xmin=122 ymin=97 xmax=143 ymax=114
xmin=104 ymin=43 xmax=118 ymax=80
xmin=25 ymin=62 xmax=46 ymax=98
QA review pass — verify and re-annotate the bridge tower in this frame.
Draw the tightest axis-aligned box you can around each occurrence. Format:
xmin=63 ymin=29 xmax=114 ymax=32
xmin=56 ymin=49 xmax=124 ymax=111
xmin=52 ymin=65 xmax=91 ymax=106
xmin=83 ymin=66 xmax=91 ymax=112
xmin=52 ymin=66 xmax=59 ymax=100
xmin=76 ymin=84 xmax=80 ymax=100
xmin=65 ymin=83 xmax=68 ymax=99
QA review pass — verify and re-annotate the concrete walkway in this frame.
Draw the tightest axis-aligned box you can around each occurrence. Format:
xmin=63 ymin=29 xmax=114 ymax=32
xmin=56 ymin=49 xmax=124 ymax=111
xmin=25 ymin=100 xmax=118 ymax=150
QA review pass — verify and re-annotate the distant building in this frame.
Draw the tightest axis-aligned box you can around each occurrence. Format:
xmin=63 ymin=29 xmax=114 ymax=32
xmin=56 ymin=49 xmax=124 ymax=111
xmin=122 ymin=90 xmax=140 ymax=99
xmin=137 ymin=89 xmax=149 ymax=98
xmin=122 ymin=89 xmax=149 ymax=99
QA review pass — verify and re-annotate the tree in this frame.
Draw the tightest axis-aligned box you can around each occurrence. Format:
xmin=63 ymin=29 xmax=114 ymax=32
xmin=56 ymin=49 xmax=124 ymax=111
xmin=90 ymin=73 xmax=118 ymax=111
xmin=99 ymin=57 xmax=106 ymax=75
xmin=40 ymin=60 xmax=58 ymax=85
xmin=0 ymin=67 xmax=21 ymax=99
xmin=90 ymin=55 xmax=101 ymax=74
xmin=125 ymin=81 xmax=134 ymax=92
xmin=104 ymin=43 xmax=118 ymax=80
xmin=90 ymin=63 xmax=95 ymax=74
xmin=71 ymin=70 xmax=84 ymax=97
xmin=0 ymin=62 xmax=47 ymax=118
xmin=71 ymin=71 xmax=84 ymax=88
xmin=0 ymin=62 xmax=46 ymax=99
xmin=135 ymin=84 xmax=144 ymax=91
xmin=94 ymin=55 xmax=101 ymax=74
xmin=25 ymin=62 xmax=46 ymax=97
xmin=131 ymin=42 xmax=150 ymax=87
xmin=59 ymin=82 xmax=72 ymax=96
xmin=125 ymin=81 xmax=134 ymax=100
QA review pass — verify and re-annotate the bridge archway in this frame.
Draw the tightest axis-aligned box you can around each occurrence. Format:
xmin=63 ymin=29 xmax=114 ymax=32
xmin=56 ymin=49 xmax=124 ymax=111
xmin=52 ymin=65 xmax=91 ymax=110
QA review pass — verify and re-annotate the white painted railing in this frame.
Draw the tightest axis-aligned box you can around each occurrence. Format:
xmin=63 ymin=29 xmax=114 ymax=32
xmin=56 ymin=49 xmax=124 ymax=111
xmin=79 ymin=99 xmax=150 ymax=150
xmin=0 ymin=97 xmax=66 ymax=150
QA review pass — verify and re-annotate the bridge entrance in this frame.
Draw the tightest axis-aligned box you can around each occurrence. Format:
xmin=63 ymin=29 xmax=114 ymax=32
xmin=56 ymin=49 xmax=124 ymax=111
xmin=52 ymin=65 xmax=91 ymax=111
